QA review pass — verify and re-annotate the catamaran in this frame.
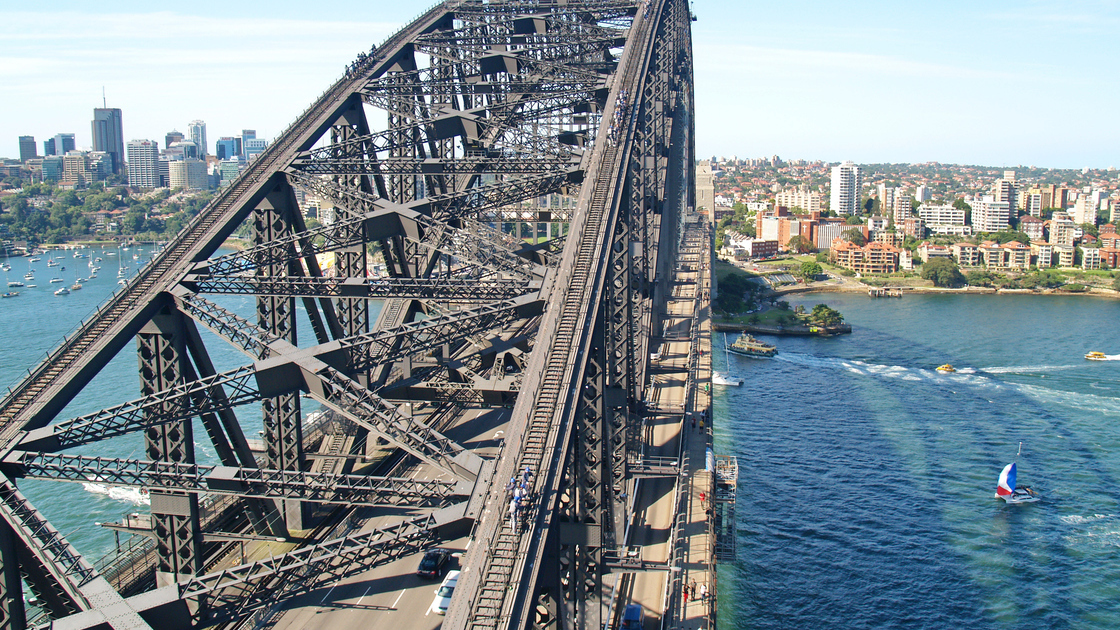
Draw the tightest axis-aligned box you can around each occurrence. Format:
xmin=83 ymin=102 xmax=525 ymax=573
xmin=995 ymin=462 xmax=1039 ymax=504
xmin=712 ymin=333 xmax=743 ymax=386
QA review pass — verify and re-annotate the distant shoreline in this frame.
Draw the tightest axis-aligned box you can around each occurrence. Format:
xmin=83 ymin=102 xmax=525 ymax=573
xmin=773 ymin=283 xmax=1120 ymax=300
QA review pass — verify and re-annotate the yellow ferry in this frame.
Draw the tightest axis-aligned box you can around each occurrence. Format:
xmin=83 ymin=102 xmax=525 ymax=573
xmin=936 ymin=364 xmax=955 ymax=373
xmin=1085 ymin=351 xmax=1107 ymax=361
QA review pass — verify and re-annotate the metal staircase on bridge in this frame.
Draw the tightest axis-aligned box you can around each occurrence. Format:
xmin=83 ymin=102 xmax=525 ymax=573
xmin=0 ymin=1 xmax=697 ymax=629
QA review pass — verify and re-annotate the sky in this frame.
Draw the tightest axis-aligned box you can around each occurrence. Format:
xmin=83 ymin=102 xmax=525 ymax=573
xmin=2 ymin=0 xmax=1118 ymax=170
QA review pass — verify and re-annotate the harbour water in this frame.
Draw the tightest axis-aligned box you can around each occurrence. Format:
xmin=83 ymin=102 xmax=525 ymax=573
xmin=5 ymin=256 xmax=1120 ymax=627
xmin=0 ymin=246 xmax=377 ymax=564
xmin=714 ymin=293 xmax=1120 ymax=629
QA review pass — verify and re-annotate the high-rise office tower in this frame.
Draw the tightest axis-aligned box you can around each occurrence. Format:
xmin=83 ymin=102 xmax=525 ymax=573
xmin=830 ymin=161 xmax=862 ymax=216
xmin=238 ymin=130 xmax=256 ymax=159
xmin=91 ymin=108 xmax=125 ymax=174
xmin=243 ymin=138 xmax=268 ymax=160
xmin=44 ymin=133 xmax=76 ymax=157
xmin=187 ymin=120 xmax=208 ymax=156
xmin=165 ymin=130 xmax=185 ymax=149
xmin=216 ymin=137 xmax=238 ymax=160
xmin=18 ymin=136 xmax=37 ymax=162
xmin=127 ymin=139 xmax=160 ymax=188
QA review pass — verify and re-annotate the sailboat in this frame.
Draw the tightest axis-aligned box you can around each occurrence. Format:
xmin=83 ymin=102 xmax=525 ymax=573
xmin=995 ymin=462 xmax=1039 ymax=503
xmin=712 ymin=333 xmax=743 ymax=386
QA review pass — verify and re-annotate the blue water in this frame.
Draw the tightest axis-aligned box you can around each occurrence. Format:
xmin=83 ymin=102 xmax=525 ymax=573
xmin=714 ymin=293 xmax=1120 ymax=630
xmin=1 ymin=246 xmax=377 ymax=563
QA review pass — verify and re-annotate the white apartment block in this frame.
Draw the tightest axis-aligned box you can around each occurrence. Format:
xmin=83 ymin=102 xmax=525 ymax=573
xmin=1025 ymin=193 xmax=1043 ymax=217
xmin=1049 ymin=212 xmax=1080 ymax=247
xmin=971 ymin=195 xmax=1010 ymax=233
xmin=1072 ymin=194 xmax=1097 ymax=225
xmin=774 ymin=188 xmax=822 ymax=214
xmin=918 ymin=203 xmax=969 ymax=235
xmin=1031 ymin=243 xmax=1053 ymax=268
xmin=1082 ymin=247 xmax=1102 ymax=270
xmin=126 ymin=139 xmax=160 ymax=189
xmin=830 ymin=161 xmax=862 ymax=216
xmin=168 ymin=158 xmax=208 ymax=190
xmin=915 ymin=185 xmax=930 ymax=202
xmin=891 ymin=193 xmax=912 ymax=225
xmin=866 ymin=216 xmax=889 ymax=233
xmin=991 ymin=178 xmax=1017 ymax=210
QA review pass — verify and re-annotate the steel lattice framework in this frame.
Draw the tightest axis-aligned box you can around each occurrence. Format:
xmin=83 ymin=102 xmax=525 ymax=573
xmin=0 ymin=0 xmax=694 ymax=629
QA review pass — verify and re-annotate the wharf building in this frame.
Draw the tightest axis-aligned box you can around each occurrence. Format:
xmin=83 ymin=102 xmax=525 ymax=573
xmin=830 ymin=161 xmax=862 ymax=216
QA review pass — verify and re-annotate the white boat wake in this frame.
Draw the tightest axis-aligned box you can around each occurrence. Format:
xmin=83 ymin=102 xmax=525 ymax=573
xmin=82 ymin=481 xmax=151 ymax=506
xmin=776 ymin=352 xmax=1120 ymax=416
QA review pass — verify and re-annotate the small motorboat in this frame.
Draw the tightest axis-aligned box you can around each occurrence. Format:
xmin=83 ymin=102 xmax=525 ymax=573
xmin=995 ymin=462 xmax=1038 ymax=503
xmin=936 ymin=364 xmax=955 ymax=373
xmin=7 ymin=280 xmax=24 ymax=288
xmin=54 ymin=287 xmax=70 ymax=296
xmin=1085 ymin=351 xmax=1107 ymax=361
xmin=49 ymin=278 xmax=63 ymax=284
xmin=1 ymin=291 xmax=18 ymax=298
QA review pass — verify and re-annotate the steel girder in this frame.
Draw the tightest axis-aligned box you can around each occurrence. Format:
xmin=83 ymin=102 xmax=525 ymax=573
xmin=137 ymin=312 xmax=204 ymax=588
xmin=0 ymin=0 xmax=696 ymax=627
xmin=17 ymin=366 xmax=260 ymax=453
xmin=53 ymin=512 xmax=448 ymax=630
xmin=3 ymin=453 xmax=463 ymax=508
xmin=185 ymin=275 xmax=538 ymax=302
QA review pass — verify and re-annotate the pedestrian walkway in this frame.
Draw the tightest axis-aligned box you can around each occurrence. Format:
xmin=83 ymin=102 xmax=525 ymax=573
xmin=678 ymin=222 xmax=715 ymax=629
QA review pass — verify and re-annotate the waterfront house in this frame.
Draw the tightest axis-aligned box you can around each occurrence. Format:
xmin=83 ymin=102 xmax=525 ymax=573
xmin=979 ymin=240 xmax=1030 ymax=271
xmin=918 ymin=241 xmax=952 ymax=263
xmin=1031 ymin=242 xmax=1054 ymax=268
xmin=951 ymin=242 xmax=981 ymax=267
xmin=830 ymin=238 xmax=900 ymax=274
xmin=1082 ymin=247 xmax=1102 ymax=270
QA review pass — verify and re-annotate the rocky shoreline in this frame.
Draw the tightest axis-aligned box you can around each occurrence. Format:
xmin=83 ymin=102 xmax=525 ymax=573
xmin=773 ymin=283 xmax=1120 ymax=300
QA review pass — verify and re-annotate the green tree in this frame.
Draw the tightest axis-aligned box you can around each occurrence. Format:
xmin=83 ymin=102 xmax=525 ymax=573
xmin=921 ymin=257 xmax=966 ymax=287
xmin=787 ymin=235 xmax=814 ymax=253
xmin=842 ymin=228 xmax=866 ymax=246
xmin=799 ymin=261 xmax=823 ymax=279
xmin=810 ymin=304 xmax=844 ymax=326
xmin=1112 ymin=276 xmax=1120 ymax=291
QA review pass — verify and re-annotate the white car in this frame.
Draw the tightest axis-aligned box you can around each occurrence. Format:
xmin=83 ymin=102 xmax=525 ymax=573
xmin=429 ymin=570 xmax=460 ymax=615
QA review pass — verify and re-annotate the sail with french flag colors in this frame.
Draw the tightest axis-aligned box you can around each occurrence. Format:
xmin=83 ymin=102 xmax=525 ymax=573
xmin=996 ymin=462 xmax=1016 ymax=497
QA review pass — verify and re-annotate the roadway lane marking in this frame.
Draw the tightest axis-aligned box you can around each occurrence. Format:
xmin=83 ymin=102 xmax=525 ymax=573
xmin=391 ymin=589 xmax=406 ymax=610
xmin=319 ymin=584 xmax=337 ymax=606
xmin=356 ymin=584 xmax=374 ymax=606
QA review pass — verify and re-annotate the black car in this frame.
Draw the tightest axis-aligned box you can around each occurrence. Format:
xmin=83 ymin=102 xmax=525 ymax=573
xmin=417 ymin=548 xmax=452 ymax=578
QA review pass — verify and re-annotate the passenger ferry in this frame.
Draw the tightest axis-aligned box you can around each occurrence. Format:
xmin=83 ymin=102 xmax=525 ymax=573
xmin=1085 ymin=351 xmax=1107 ymax=361
xmin=936 ymin=364 xmax=956 ymax=373
xmin=728 ymin=333 xmax=777 ymax=358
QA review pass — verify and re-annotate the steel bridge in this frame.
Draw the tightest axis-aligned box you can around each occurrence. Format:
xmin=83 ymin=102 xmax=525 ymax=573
xmin=0 ymin=0 xmax=697 ymax=628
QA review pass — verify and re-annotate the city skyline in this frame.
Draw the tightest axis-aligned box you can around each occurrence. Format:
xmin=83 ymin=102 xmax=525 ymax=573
xmin=2 ymin=1 xmax=1119 ymax=169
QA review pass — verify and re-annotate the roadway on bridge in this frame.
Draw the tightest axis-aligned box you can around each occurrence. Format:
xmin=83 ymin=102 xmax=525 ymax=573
xmin=244 ymin=406 xmax=510 ymax=630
